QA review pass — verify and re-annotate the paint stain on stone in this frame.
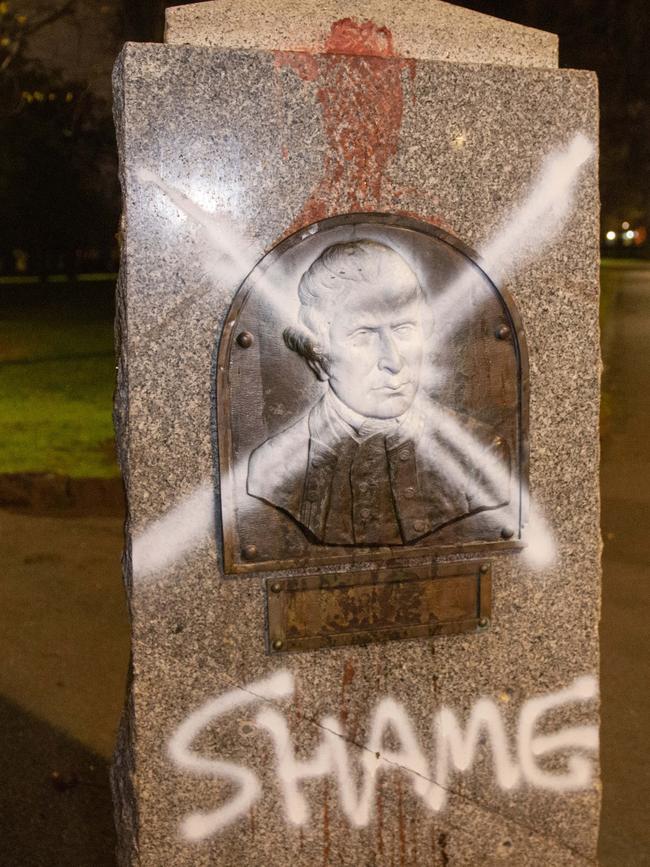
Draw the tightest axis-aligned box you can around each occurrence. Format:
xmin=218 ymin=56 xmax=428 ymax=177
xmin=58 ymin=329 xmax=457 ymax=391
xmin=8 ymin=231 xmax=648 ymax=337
xmin=323 ymin=16 xmax=395 ymax=58
xmin=293 ymin=684 xmax=303 ymax=722
xmin=274 ymin=50 xmax=319 ymax=83
xmin=376 ymin=776 xmax=385 ymax=857
xmin=410 ymin=811 xmax=419 ymax=866
xmin=322 ymin=778 xmax=331 ymax=866
xmin=397 ymin=775 xmax=407 ymax=867
xmin=438 ymin=831 xmax=450 ymax=866
xmin=340 ymin=657 xmax=355 ymax=724
xmin=272 ymin=17 xmax=448 ymax=238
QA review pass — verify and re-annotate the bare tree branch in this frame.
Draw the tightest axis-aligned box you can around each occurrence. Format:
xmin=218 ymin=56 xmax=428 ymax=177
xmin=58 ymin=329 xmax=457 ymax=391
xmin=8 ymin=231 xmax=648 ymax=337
xmin=25 ymin=0 xmax=77 ymax=37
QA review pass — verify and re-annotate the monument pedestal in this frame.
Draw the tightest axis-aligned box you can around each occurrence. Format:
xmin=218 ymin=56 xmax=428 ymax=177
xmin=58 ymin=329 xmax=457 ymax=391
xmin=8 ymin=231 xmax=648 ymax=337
xmin=112 ymin=3 xmax=600 ymax=864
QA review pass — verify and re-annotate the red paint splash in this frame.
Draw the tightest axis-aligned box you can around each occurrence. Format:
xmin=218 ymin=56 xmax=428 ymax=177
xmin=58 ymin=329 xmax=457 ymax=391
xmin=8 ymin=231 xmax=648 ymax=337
xmin=376 ymin=777 xmax=385 ymax=856
xmin=324 ymin=17 xmax=395 ymax=57
xmin=322 ymin=778 xmax=331 ymax=866
xmin=273 ymin=50 xmax=319 ymax=82
xmin=339 ymin=658 xmax=355 ymax=724
xmin=273 ymin=18 xmax=453 ymax=237
xmin=397 ymin=776 xmax=407 ymax=867
xmin=292 ymin=684 xmax=303 ymax=722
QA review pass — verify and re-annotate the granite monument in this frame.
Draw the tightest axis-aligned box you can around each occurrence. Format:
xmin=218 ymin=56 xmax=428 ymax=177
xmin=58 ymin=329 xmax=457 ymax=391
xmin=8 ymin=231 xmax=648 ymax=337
xmin=112 ymin=2 xmax=601 ymax=864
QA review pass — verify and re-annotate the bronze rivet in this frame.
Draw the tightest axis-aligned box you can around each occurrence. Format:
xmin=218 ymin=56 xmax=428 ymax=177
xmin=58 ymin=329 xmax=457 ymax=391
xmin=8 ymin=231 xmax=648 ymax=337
xmin=360 ymin=508 xmax=371 ymax=519
xmin=270 ymin=582 xmax=282 ymax=594
xmin=272 ymin=639 xmax=283 ymax=651
xmin=413 ymin=519 xmax=426 ymax=533
xmin=479 ymin=617 xmax=489 ymax=628
xmin=496 ymin=324 xmax=511 ymax=341
xmin=236 ymin=331 xmax=254 ymax=348
xmin=404 ymin=487 xmax=415 ymax=500
xmin=493 ymin=435 xmax=505 ymax=448
xmin=358 ymin=482 xmax=369 ymax=493
xmin=501 ymin=526 xmax=515 ymax=540
xmin=479 ymin=563 xmax=489 ymax=574
xmin=242 ymin=544 xmax=258 ymax=560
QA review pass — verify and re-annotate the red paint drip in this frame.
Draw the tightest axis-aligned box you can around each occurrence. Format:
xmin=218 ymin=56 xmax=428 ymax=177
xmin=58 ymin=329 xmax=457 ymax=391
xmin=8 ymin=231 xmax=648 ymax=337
xmin=274 ymin=50 xmax=319 ymax=82
xmin=340 ymin=658 xmax=355 ymax=724
xmin=273 ymin=18 xmax=455 ymax=236
xmin=397 ymin=776 xmax=407 ymax=867
xmin=324 ymin=17 xmax=395 ymax=57
xmin=274 ymin=19 xmax=420 ymax=235
xmin=322 ymin=778 xmax=331 ymax=866
xmin=376 ymin=777 xmax=385 ymax=856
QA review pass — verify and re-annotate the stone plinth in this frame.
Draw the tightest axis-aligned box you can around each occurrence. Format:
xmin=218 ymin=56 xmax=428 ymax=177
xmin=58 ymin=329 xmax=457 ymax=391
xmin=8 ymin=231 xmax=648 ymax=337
xmin=112 ymin=3 xmax=600 ymax=865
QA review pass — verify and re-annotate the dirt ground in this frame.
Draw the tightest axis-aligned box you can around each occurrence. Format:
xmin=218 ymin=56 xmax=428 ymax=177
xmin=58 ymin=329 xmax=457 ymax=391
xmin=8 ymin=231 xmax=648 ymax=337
xmin=0 ymin=262 xmax=648 ymax=865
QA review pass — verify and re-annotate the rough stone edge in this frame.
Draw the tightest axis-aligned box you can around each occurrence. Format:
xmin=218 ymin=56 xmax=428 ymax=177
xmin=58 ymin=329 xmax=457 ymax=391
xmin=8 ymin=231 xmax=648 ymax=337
xmin=164 ymin=0 xmax=559 ymax=68
xmin=108 ymin=42 xmax=602 ymax=864
xmin=110 ymin=44 xmax=141 ymax=867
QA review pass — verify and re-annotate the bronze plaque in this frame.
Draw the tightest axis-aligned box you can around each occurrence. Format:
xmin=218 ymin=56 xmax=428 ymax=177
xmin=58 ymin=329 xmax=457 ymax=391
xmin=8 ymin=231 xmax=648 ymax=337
xmin=266 ymin=560 xmax=491 ymax=653
xmin=217 ymin=213 xmax=528 ymax=574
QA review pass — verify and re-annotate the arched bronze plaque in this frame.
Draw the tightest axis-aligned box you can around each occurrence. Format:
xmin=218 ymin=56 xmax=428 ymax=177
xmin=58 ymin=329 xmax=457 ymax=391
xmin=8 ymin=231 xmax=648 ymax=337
xmin=216 ymin=214 xmax=528 ymax=574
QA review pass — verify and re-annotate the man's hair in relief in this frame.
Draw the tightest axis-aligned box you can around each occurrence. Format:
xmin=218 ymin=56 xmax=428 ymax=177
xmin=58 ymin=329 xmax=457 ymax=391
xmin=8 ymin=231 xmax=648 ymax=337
xmin=283 ymin=239 xmax=422 ymax=362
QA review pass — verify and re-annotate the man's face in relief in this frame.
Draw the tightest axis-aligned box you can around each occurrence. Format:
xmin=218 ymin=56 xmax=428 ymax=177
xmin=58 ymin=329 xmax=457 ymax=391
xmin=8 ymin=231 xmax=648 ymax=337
xmin=324 ymin=281 xmax=424 ymax=420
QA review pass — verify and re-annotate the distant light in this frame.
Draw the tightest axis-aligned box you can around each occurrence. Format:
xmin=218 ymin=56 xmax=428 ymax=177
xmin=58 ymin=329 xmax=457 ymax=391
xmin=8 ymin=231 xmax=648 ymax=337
xmin=625 ymin=230 xmax=635 ymax=239
xmin=622 ymin=221 xmax=630 ymax=230
xmin=605 ymin=231 xmax=616 ymax=241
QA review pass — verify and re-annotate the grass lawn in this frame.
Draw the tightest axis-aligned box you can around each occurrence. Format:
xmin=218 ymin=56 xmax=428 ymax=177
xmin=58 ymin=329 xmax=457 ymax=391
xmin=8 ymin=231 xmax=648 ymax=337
xmin=0 ymin=283 xmax=119 ymax=478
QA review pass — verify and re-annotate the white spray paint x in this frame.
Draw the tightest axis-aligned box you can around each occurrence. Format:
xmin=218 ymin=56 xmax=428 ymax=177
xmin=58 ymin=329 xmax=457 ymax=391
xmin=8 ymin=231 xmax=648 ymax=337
xmin=130 ymin=134 xmax=594 ymax=580
xmin=168 ymin=670 xmax=598 ymax=842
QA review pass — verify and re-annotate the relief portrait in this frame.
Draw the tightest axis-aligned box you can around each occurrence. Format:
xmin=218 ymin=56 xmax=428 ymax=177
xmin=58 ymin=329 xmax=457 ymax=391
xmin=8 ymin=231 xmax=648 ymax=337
xmin=218 ymin=215 xmax=526 ymax=572
xmin=247 ymin=239 xmax=510 ymax=547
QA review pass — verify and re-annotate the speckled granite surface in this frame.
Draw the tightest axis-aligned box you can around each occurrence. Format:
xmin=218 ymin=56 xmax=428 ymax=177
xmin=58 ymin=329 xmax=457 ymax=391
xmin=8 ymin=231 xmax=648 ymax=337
xmin=166 ymin=0 xmax=558 ymax=69
xmin=112 ymin=14 xmax=600 ymax=867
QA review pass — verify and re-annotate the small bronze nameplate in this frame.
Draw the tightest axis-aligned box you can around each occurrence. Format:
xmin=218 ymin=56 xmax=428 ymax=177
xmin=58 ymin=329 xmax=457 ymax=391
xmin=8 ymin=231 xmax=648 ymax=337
xmin=266 ymin=560 xmax=491 ymax=654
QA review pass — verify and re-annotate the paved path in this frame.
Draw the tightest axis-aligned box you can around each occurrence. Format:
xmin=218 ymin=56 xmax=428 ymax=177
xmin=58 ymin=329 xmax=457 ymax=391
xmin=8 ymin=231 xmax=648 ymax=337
xmin=599 ymin=262 xmax=650 ymax=866
xmin=0 ymin=511 xmax=127 ymax=866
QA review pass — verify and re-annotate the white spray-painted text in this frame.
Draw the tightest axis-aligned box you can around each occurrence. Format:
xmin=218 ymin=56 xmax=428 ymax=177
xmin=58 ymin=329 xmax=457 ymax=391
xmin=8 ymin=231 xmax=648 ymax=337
xmin=168 ymin=671 xmax=598 ymax=842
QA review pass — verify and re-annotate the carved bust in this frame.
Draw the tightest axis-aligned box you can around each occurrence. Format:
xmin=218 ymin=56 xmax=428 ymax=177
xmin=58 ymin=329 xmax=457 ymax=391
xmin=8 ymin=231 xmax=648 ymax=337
xmin=247 ymin=240 xmax=510 ymax=546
